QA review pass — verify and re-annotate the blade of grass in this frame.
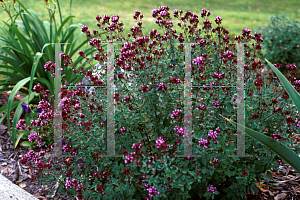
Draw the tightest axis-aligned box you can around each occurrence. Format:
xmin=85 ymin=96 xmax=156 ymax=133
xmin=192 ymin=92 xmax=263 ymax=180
xmin=27 ymin=52 xmax=43 ymax=104
xmin=0 ymin=101 xmax=19 ymax=124
xmin=7 ymin=77 xmax=36 ymax=147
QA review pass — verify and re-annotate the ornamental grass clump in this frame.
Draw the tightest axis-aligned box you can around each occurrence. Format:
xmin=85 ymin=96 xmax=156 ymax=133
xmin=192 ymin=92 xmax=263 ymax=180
xmin=18 ymin=6 xmax=300 ymax=200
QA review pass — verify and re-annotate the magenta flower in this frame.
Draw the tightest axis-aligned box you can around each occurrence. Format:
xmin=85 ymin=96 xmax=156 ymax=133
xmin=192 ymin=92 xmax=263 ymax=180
xmin=207 ymin=185 xmax=217 ymax=194
xmin=155 ymin=136 xmax=165 ymax=149
xmin=146 ymin=186 xmax=160 ymax=197
xmin=199 ymin=138 xmax=209 ymax=149
xmin=212 ymin=157 xmax=218 ymax=163
xmin=171 ymin=109 xmax=182 ymax=119
xmin=174 ymin=126 xmax=185 ymax=137
xmin=207 ymin=130 xmax=218 ymax=140
xmin=214 ymin=16 xmax=222 ymax=24
xmin=125 ymin=152 xmax=136 ymax=164
xmin=156 ymin=82 xmax=167 ymax=91
xmin=132 ymin=142 xmax=142 ymax=150
xmin=193 ymin=56 xmax=205 ymax=66
xmin=65 ymin=180 xmax=73 ymax=189
xmin=212 ymin=101 xmax=220 ymax=108
xmin=78 ymin=162 xmax=84 ymax=168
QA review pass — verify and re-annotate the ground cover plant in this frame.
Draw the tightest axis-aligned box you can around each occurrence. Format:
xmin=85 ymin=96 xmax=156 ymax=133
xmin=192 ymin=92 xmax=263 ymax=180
xmin=17 ymin=6 xmax=300 ymax=200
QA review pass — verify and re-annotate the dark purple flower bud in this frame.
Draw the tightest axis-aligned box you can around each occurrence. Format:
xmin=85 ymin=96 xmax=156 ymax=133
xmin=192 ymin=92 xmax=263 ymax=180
xmin=21 ymin=102 xmax=27 ymax=110
xmin=25 ymin=106 xmax=31 ymax=113
xmin=207 ymin=11 xmax=211 ymax=17
xmin=111 ymin=15 xmax=119 ymax=23
xmin=33 ymin=83 xmax=44 ymax=94
xmin=93 ymin=30 xmax=98 ymax=35
xmin=37 ymin=108 xmax=42 ymax=114
xmin=96 ymin=15 xmax=102 ymax=22
xmin=173 ymin=9 xmax=178 ymax=16
xmin=81 ymin=25 xmax=88 ymax=33
xmin=79 ymin=50 xmax=85 ymax=58
xmin=214 ymin=16 xmax=222 ymax=25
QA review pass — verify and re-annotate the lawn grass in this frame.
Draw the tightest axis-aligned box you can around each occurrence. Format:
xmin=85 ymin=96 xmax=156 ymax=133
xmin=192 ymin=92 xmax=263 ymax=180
xmin=1 ymin=0 xmax=300 ymax=69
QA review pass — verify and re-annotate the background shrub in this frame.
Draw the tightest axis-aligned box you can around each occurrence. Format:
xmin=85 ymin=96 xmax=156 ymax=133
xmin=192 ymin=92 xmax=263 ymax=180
xmin=254 ymin=14 xmax=300 ymax=79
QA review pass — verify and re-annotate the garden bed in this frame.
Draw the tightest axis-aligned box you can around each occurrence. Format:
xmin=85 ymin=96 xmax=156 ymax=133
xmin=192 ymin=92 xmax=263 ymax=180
xmin=0 ymin=78 xmax=300 ymax=199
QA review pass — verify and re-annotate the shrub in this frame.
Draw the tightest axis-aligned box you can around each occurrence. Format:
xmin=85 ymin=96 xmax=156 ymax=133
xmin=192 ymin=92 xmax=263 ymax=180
xmin=254 ymin=14 xmax=300 ymax=79
xmin=19 ymin=7 xmax=300 ymax=200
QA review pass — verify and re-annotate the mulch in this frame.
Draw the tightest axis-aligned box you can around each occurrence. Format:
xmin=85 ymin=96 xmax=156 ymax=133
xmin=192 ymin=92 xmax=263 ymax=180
xmin=0 ymin=86 xmax=300 ymax=200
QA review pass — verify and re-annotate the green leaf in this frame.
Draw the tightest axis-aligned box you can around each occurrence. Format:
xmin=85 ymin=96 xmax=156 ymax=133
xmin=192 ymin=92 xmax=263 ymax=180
xmin=15 ymin=132 xmax=26 ymax=149
xmin=265 ymin=59 xmax=300 ymax=113
xmin=7 ymin=77 xmax=35 ymax=148
xmin=222 ymin=115 xmax=300 ymax=174
xmin=220 ymin=59 xmax=300 ymax=175
xmin=163 ymin=118 xmax=170 ymax=127
xmin=202 ymin=156 xmax=207 ymax=165
xmin=57 ymin=16 xmax=76 ymax=37
xmin=12 ymin=92 xmax=37 ymax=149
xmin=266 ymin=170 xmax=273 ymax=180
xmin=28 ymin=53 xmax=43 ymax=103
xmin=0 ymin=102 xmax=19 ymax=124
xmin=21 ymin=141 xmax=32 ymax=147
xmin=134 ymin=131 xmax=143 ymax=140
xmin=250 ymin=183 xmax=259 ymax=194
xmin=14 ymin=0 xmax=32 ymax=18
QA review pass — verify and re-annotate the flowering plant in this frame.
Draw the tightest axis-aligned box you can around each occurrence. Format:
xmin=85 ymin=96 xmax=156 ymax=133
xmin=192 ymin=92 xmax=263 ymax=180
xmin=17 ymin=100 xmax=56 ymax=150
xmin=18 ymin=7 xmax=300 ymax=200
xmin=224 ymin=59 xmax=300 ymax=174
xmin=1 ymin=0 xmax=105 ymax=149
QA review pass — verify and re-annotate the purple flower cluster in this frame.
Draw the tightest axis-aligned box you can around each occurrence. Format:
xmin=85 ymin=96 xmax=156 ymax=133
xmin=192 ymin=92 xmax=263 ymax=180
xmin=140 ymin=85 xmax=150 ymax=93
xmin=171 ymin=109 xmax=182 ymax=121
xmin=196 ymin=104 xmax=205 ymax=110
xmin=286 ymin=64 xmax=297 ymax=70
xmin=155 ymin=136 xmax=165 ymax=149
xmin=21 ymin=102 xmax=31 ymax=113
xmin=199 ymin=138 xmax=210 ymax=149
xmin=212 ymin=101 xmax=220 ymax=108
xmin=146 ymin=185 xmax=160 ymax=197
xmin=28 ymin=132 xmax=44 ymax=147
xmin=212 ymin=72 xmax=225 ymax=80
xmin=123 ymin=96 xmax=131 ymax=103
xmin=214 ymin=16 xmax=222 ymax=25
xmin=169 ymin=76 xmax=182 ymax=84
xmin=207 ymin=185 xmax=217 ymax=194
xmin=78 ymin=162 xmax=84 ymax=168
xmin=132 ymin=141 xmax=142 ymax=150
xmin=193 ymin=56 xmax=205 ymax=66
xmin=207 ymin=129 xmax=218 ymax=140
xmin=212 ymin=157 xmax=219 ymax=163
xmin=156 ymin=82 xmax=167 ymax=91
xmin=199 ymin=127 xmax=221 ymax=149
xmin=43 ymin=61 xmax=55 ymax=72
xmin=65 ymin=178 xmax=83 ymax=192
xmin=17 ymin=119 xmax=27 ymax=131
xmin=174 ymin=126 xmax=185 ymax=137
xmin=125 ymin=152 xmax=136 ymax=164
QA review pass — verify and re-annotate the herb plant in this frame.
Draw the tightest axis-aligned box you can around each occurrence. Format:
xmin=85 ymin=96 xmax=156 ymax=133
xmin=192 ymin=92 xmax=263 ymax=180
xmin=19 ymin=7 xmax=300 ymax=200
